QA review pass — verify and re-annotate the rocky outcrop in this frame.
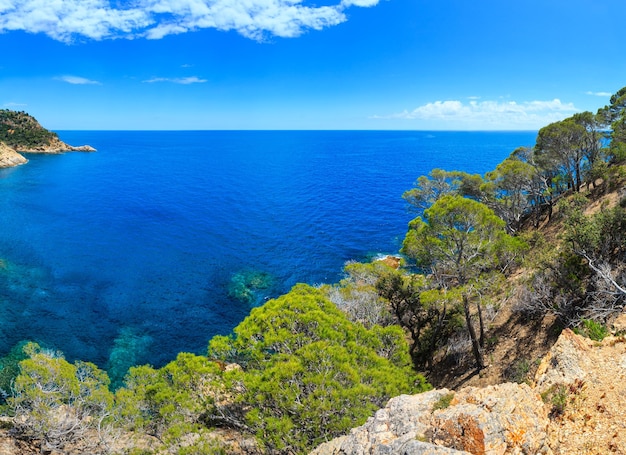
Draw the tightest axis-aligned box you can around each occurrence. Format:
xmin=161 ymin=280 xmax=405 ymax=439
xmin=0 ymin=139 xmax=95 ymax=169
xmin=313 ymin=327 xmax=626 ymax=455
xmin=532 ymin=328 xmax=590 ymax=392
xmin=535 ymin=328 xmax=626 ymax=453
xmin=431 ymin=384 xmax=551 ymax=455
xmin=0 ymin=142 xmax=28 ymax=168
xmin=15 ymin=136 xmax=96 ymax=154
xmin=312 ymin=383 xmax=551 ymax=455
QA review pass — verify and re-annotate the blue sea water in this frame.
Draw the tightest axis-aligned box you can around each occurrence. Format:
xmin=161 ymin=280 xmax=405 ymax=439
xmin=0 ymin=130 xmax=536 ymax=375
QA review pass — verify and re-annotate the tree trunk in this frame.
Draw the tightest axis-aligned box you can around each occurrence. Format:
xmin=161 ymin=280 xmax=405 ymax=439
xmin=427 ymin=303 xmax=447 ymax=370
xmin=476 ymin=297 xmax=485 ymax=349
xmin=463 ymin=293 xmax=484 ymax=369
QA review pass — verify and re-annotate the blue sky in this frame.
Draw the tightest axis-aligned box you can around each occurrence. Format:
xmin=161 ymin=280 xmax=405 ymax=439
xmin=1 ymin=0 xmax=625 ymax=130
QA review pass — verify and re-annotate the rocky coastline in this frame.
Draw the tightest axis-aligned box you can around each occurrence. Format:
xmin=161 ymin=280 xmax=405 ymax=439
xmin=0 ymin=138 xmax=96 ymax=169
xmin=312 ymin=326 xmax=626 ymax=454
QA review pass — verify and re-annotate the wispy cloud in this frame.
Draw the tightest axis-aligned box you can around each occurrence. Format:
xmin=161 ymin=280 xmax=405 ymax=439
xmin=585 ymin=91 xmax=612 ymax=97
xmin=0 ymin=0 xmax=380 ymax=43
xmin=3 ymin=102 xmax=28 ymax=108
xmin=57 ymin=75 xmax=102 ymax=85
xmin=373 ymin=99 xmax=579 ymax=129
xmin=143 ymin=76 xmax=207 ymax=84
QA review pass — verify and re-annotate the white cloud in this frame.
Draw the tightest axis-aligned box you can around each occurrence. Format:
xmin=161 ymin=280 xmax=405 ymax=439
xmin=0 ymin=0 xmax=378 ymax=42
xmin=3 ymin=102 xmax=28 ymax=108
xmin=375 ymin=98 xmax=579 ymax=130
xmin=143 ymin=76 xmax=207 ymax=84
xmin=341 ymin=0 xmax=378 ymax=7
xmin=57 ymin=75 xmax=102 ymax=85
xmin=585 ymin=91 xmax=612 ymax=97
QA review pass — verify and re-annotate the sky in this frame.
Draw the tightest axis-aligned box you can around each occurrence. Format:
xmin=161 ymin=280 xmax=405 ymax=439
xmin=1 ymin=0 xmax=625 ymax=130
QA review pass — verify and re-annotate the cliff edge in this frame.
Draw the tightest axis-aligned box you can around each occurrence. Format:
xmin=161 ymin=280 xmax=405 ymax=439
xmin=312 ymin=324 xmax=626 ymax=455
xmin=0 ymin=142 xmax=28 ymax=168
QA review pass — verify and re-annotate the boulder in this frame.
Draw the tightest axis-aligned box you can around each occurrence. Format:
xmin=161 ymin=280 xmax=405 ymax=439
xmin=431 ymin=383 xmax=551 ymax=455
xmin=0 ymin=142 xmax=27 ymax=168
xmin=312 ymin=383 xmax=550 ymax=455
xmin=533 ymin=328 xmax=590 ymax=393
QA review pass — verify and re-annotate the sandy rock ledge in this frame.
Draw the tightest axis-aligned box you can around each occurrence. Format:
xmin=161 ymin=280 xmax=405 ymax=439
xmin=312 ymin=383 xmax=551 ymax=455
xmin=0 ymin=142 xmax=28 ymax=168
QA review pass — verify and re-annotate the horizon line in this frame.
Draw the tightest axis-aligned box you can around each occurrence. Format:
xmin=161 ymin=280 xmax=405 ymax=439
xmin=53 ymin=129 xmax=540 ymax=133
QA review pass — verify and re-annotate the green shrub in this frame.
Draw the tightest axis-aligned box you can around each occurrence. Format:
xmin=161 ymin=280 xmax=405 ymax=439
xmin=574 ymin=319 xmax=608 ymax=341
xmin=505 ymin=358 xmax=530 ymax=384
xmin=432 ymin=393 xmax=455 ymax=411
xmin=541 ymin=384 xmax=569 ymax=417
xmin=9 ymin=343 xmax=115 ymax=454
xmin=209 ymin=284 xmax=430 ymax=454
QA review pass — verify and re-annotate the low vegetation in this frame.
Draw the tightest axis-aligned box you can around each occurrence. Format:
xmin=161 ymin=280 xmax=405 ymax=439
xmin=0 ymin=109 xmax=58 ymax=149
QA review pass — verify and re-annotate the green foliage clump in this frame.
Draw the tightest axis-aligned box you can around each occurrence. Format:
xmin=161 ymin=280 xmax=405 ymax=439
xmin=432 ymin=392 xmax=455 ymax=411
xmin=9 ymin=343 xmax=115 ymax=454
xmin=541 ymin=384 xmax=569 ymax=418
xmin=0 ymin=109 xmax=58 ymax=149
xmin=505 ymin=358 xmax=531 ymax=384
xmin=209 ymin=284 xmax=429 ymax=454
xmin=116 ymin=353 xmax=227 ymax=444
xmin=0 ymin=341 xmax=30 ymax=405
xmin=574 ymin=319 xmax=609 ymax=341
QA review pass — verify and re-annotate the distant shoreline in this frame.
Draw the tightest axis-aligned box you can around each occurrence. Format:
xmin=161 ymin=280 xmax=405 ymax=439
xmin=0 ymin=140 xmax=95 ymax=169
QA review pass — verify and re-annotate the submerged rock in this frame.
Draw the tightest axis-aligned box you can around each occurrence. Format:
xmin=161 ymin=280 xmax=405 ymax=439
xmin=106 ymin=327 xmax=153 ymax=388
xmin=227 ymin=269 xmax=274 ymax=305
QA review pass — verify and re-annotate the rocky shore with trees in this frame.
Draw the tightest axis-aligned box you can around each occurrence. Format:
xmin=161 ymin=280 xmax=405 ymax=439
xmin=0 ymin=109 xmax=95 ymax=168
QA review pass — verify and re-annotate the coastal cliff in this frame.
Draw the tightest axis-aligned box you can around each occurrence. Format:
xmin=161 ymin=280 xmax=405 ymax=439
xmin=0 ymin=142 xmax=28 ymax=168
xmin=311 ymin=326 xmax=626 ymax=455
xmin=0 ymin=109 xmax=95 ymax=168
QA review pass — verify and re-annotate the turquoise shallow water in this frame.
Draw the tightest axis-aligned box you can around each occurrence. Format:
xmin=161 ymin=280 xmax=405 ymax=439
xmin=0 ymin=130 xmax=536 ymax=374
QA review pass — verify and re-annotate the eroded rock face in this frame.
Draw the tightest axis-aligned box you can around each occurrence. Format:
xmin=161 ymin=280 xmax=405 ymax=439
xmin=533 ymin=328 xmax=590 ymax=393
xmin=535 ymin=328 xmax=626 ymax=453
xmin=312 ymin=383 xmax=550 ymax=455
xmin=0 ymin=142 xmax=27 ymax=168
xmin=431 ymin=384 xmax=551 ymax=455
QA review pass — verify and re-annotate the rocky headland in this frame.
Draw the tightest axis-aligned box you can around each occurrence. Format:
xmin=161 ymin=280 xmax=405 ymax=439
xmin=0 ymin=140 xmax=96 ymax=169
xmin=0 ymin=109 xmax=95 ymax=168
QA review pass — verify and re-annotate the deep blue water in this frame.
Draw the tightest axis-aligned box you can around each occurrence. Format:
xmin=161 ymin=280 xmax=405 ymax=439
xmin=0 ymin=130 xmax=536 ymax=376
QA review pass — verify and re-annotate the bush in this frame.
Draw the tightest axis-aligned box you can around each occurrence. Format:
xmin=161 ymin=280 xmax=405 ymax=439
xmin=9 ymin=343 xmax=116 ymax=454
xmin=209 ymin=284 xmax=430 ymax=454
xmin=505 ymin=358 xmax=530 ymax=384
xmin=574 ymin=319 xmax=608 ymax=341
xmin=432 ymin=393 xmax=455 ymax=411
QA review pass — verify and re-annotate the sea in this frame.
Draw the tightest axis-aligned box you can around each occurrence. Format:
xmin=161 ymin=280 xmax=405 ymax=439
xmin=0 ymin=130 xmax=536 ymax=379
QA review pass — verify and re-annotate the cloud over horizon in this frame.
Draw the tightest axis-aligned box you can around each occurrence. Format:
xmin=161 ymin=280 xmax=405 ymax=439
xmin=143 ymin=76 xmax=208 ymax=84
xmin=586 ymin=91 xmax=612 ymax=97
xmin=0 ymin=0 xmax=379 ymax=42
xmin=57 ymin=75 xmax=102 ymax=85
xmin=376 ymin=98 xmax=579 ymax=129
